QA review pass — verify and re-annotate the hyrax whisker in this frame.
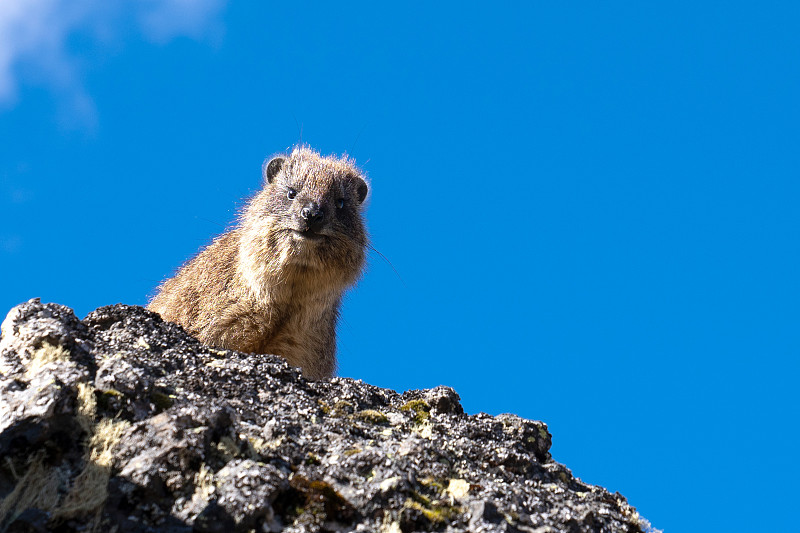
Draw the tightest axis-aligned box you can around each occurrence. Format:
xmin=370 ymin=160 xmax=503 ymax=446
xmin=366 ymin=243 xmax=405 ymax=287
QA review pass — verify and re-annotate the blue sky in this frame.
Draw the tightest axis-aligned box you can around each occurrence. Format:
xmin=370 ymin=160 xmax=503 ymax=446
xmin=1 ymin=2 xmax=798 ymax=531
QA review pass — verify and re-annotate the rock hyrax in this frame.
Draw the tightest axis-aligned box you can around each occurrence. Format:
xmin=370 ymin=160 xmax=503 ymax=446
xmin=148 ymin=146 xmax=369 ymax=379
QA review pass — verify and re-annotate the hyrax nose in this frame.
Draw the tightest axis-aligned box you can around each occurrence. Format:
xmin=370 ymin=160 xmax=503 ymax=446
xmin=300 ymin=201 xmax=325 ymax=231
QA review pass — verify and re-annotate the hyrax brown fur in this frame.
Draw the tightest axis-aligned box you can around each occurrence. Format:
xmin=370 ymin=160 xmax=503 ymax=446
xmin=148 ymin=146 xmax=369 ymax=379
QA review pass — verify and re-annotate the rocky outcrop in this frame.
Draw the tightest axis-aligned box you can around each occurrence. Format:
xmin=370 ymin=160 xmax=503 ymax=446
xmin=0 ymin=299 xmax=650 ymax=532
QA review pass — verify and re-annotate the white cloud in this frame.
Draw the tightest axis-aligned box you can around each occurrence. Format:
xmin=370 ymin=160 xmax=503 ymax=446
xmin=137 ymin=0 xmax=226 ymax=43
xmin=0 ymin=0 xmax=225 ymax=126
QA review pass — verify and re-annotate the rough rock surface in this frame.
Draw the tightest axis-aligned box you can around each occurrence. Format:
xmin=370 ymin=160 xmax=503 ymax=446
xmin=0 ymin=299 xmax=650 ymax=533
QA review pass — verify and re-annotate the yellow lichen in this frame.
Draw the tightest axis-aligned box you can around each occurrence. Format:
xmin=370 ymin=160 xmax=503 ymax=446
xmin=95 ymin=388 xmax=123 ymax=411
xmin=0 ymin=409 xmax=129 ymax=531
xmin=317 ymin=400 xmax=332 ymax=415
xmin=25 ymin=342 xmax=70 ymax=379
xmin=332 ymin=400 xmax=355 ymax=416
xmin=404 ymin=498 xmax=460 ymax=525
xmin=419 ymin=476 xmax=445 ymax=494
xmin=0 ymin=452 xmax=65 ymax=526
xmin=54 ymin=418 xmax=130 ymax=520
xmin=305 ymin=453 xmax=321 ymax=465
xmin=194 ymin=463 xmax=216 ymax=501
xmin=255 ymin=435 xmax=285 ymax=452
xmin=355 ymin=409 xmax=389 ymax=425
xmin=248 ymin=436 xmax=269 ymax=453
xmin=76 ymin=382 xmax=97 ymax=434
xmin=380 ymin=511 xmax=403 ymax=533
xmin=380 ymin=476 xmax=401 ymax=492
xmin=214 ymin=435 xmax=242 ymax=461
xmin=400 ymin=399 xmax=431 ymax=424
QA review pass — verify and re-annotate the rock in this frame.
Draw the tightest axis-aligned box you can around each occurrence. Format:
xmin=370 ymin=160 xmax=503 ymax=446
xmin=0 ymin=299 xmax=651 ymax=532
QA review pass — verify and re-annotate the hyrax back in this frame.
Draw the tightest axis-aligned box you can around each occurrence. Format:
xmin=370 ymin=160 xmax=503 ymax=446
xmin=147 ymin=146 xmax=369 ymax=379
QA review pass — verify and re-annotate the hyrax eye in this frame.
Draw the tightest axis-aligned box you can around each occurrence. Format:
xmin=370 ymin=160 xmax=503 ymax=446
xmin=287 ymin=188 xmax=297 ymax=200
xmin=335 ymin=198 xmax=345 ymax=209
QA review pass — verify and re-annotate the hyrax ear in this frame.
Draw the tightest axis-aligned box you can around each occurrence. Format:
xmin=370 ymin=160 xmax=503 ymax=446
xmin=263 ymin=156 xmax=286 ymax=184
xmin=355 ymin=177 xmax=368 ymax=204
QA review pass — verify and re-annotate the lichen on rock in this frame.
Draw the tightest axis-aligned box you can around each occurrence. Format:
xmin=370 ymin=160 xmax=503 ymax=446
xmin=0 ymin=299 xmax=651 ymax=532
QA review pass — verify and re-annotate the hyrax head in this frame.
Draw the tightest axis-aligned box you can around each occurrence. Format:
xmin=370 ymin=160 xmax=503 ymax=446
xmin=262 ymin=146 xmax=368 ymax=239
